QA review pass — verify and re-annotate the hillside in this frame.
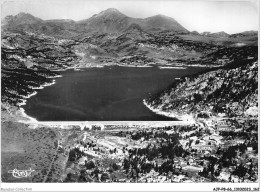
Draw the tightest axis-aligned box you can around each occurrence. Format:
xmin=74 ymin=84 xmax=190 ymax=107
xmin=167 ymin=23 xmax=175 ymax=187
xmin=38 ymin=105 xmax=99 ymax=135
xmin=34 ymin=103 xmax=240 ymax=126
xmin=1 ymin=31 xmax=79 ymax=107
xmin=145 ymin=57 xmax=258 ymax=119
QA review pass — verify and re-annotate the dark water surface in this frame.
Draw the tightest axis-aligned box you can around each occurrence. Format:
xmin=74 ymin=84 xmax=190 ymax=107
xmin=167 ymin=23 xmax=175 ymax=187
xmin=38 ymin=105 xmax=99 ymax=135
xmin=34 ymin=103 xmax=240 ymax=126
xmin=24 ymin=66 xmax=208 ymax=121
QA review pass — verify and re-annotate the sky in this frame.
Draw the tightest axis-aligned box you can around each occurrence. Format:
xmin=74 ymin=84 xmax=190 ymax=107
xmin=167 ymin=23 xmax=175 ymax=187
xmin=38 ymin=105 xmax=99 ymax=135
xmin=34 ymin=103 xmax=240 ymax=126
xmin=1 ymin=0 xmax=259 ymax=34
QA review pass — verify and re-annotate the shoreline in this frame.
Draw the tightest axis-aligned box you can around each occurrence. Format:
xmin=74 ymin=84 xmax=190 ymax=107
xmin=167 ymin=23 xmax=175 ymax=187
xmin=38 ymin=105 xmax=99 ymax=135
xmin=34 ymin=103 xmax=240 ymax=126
xmin=143 ymin=99 xmax=196 ymax=124
xmin=17 ymin=76 xmax=62 ymax=124
xmin=52 ymin=64 xmax=154 ymax=71
xmin=51 ymin=63 xmax=216 ymax=71
xmin=158 ymin=66 xmax=187 ymax=69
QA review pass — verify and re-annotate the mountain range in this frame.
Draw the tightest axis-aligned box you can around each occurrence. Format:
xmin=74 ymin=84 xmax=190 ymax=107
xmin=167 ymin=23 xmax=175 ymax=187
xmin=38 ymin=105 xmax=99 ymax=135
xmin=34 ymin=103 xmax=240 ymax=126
xmin=2 ymin=8 xmax=257 ymax=38
xmin=2 ymin=8 xmax=189 ymax=36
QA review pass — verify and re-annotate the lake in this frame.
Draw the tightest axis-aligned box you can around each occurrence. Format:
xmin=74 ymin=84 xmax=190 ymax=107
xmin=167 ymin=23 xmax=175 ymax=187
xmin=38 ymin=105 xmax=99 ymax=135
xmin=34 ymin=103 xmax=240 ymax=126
xmin=23 ymin=66 xmax=208 ymax=121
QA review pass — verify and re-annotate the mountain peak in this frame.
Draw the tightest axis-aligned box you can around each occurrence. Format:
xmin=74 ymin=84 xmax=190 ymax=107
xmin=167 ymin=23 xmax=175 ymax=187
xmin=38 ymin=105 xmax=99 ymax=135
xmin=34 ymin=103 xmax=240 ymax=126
xmin=16 ymin=12 xmax=33 ymax=17
xmin=14 ymin=12 xmax=42 ymax=21
xmin=77 ymin=8 xmax=128 ymax=33
xmin=103 ymin=8 xmax=121 ymax=13
xmin=2 ymin=12 xmax=42 ymax=26
xmin=144 ymin=14 xmax=188 ymax=32
xmin=95 ymin=8 xmax=125 ymax=17
xmin=154 ymin=14 xmax=171 ymax=18
xmin=148 ymin=14 xmax=176 ymax=21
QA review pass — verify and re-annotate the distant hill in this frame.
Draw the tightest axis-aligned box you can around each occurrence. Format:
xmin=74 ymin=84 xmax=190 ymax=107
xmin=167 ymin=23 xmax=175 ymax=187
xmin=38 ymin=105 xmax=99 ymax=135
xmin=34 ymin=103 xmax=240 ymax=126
xmin=1 ymin=12 xmax=43 ymax=26
xmin=200 ymin=31 xmax=229 ymax=38
xmin=190 ymin=31 xmax=200 ymax=35
xmin=1 ymin=12 xmax=79 ymax=37
xmin=210 ymin=31 xmax=229 ymax=38
xmin=2 ymin=8 xmax=188 ymax=36
xmin=230 ymin=30 xmax=258 ymax=38
xmin=140 ymin=14 xmax=188 ymax=33
xmin=200 ymin=31 xmax=211 ymax=36
xmin=200 ymin=30 xmax=258 ymax=39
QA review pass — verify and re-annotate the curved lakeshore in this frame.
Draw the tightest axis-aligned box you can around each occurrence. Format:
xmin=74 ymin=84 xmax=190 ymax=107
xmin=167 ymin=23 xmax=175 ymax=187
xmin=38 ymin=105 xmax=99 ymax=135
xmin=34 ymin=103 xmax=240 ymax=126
xmin=17 ymin=75 xmax=62 ymax=123
xmin=143 ymin=99 xmax=196 ymax=124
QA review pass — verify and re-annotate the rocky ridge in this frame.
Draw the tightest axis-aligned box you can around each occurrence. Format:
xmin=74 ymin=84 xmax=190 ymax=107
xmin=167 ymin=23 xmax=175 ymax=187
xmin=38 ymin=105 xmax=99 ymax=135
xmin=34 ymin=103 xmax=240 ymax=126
xmin=145 ymin=57 xmax=258 ymax=119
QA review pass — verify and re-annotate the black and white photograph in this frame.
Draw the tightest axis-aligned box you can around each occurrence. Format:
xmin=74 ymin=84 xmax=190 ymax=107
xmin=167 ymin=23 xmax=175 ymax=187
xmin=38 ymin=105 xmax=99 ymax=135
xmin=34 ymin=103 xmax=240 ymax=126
xmin=1 ymin=0 xmax=259 ymax=191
